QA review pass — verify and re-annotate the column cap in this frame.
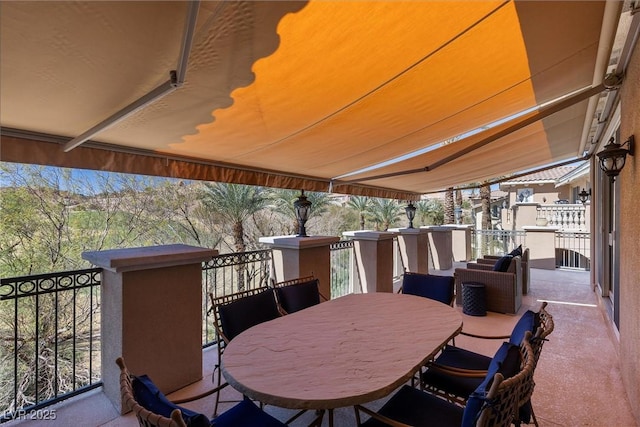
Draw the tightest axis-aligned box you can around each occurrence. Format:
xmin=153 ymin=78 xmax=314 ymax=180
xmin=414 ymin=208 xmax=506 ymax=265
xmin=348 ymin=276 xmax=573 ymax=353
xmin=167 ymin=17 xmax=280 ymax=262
xmin=388 ymin=227 xmax=429 ymax=235
xmin=82 ymin=244 xmax=218 ymax=273
xmin=259 ymin=235 xmax=340 ymax=249
xmin=522 ymin=226 xmax=561 ymax=232
xmin=342 ymin=230 xmax=397 ymax=241
xmin=420 ymin=226 xmax=454 ymax=232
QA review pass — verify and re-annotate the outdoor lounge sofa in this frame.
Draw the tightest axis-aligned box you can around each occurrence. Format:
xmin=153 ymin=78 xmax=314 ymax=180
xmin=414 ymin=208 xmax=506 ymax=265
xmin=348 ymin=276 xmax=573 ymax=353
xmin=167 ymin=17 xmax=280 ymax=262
xmin=454 ymin=255 xmax=523 ymax=314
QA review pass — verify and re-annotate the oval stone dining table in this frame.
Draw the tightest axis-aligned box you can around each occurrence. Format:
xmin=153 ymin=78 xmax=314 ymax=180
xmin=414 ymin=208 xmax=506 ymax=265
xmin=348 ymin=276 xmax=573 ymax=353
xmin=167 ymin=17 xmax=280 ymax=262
xmin=221 ymin=292 xmax=463 ymax=419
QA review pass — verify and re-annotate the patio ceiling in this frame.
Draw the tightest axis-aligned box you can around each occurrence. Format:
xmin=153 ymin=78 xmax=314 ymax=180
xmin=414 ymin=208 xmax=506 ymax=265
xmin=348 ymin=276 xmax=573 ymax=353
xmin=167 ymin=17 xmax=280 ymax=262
xmin=0 ymin=1 xmax=618 ymax=198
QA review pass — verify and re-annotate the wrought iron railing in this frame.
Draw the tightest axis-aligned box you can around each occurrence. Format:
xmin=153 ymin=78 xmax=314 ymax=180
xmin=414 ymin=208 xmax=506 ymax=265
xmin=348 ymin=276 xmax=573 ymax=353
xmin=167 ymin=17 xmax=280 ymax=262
xmin=471 ymin=229 xmax=526 ymax=259
xmin=201 ymin=249 xmax=272 ymax=346
xmin=556 ymin=231 xmax=591 ymax=270
xmin=0 ymin=269 xmax=102 ymax=422
xmin=330 ymin=240 xmax=361 ymax=297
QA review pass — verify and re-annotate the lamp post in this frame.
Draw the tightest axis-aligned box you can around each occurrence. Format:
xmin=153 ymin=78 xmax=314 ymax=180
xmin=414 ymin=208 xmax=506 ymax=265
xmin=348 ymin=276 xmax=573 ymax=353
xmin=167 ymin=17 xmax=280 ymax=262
xmin=454 ymin=207 xmax=462 ymax=225
xmin=578 ymin=188 xmax=591 ymax=204
xmin=405 ymin=201 xmax=416 ymax=229
xmin=597 ymin=136 xmax=634 ymax=182
xmin=294 ymin=190 xmax=312 ymax=237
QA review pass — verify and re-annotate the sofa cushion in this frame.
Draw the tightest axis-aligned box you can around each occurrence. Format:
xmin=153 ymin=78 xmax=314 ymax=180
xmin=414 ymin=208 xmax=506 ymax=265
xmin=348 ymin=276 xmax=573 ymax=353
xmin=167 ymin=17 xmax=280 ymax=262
xmin=492 ymin=255 xmax=513 ymax=272
xmin=509 ymin=245 xmax=523 ymax=257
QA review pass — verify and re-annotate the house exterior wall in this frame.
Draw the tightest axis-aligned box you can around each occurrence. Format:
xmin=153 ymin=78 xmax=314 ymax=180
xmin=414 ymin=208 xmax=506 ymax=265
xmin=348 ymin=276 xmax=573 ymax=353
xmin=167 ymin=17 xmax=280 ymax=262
xmin=502 ymin=182 xmax=566 ymax=205
xmin=618 ymin=34 xmax=640 ymax=425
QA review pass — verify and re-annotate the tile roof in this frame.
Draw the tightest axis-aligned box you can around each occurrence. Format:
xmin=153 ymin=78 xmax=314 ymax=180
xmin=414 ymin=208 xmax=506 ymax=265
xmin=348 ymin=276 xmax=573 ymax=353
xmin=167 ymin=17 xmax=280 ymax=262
xmin=503 ymin=166 xmax=577 ymax=183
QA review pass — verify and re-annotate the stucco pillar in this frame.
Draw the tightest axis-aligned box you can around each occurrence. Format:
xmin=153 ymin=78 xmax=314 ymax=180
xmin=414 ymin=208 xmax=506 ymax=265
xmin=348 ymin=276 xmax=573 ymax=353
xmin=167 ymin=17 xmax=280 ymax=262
xmin=388 ymin=227 xmax=429 ymax=274
xmin=82 ymin=244 xmax=217 ymax=414
xmin=523 ymin=226 xmax=558 ymax=270
xmin=422 ymin=226 xmax=453 ymax=270
xmin=343 ymin=231 xmax=396 ymax=293
xmin=259 ymin=235 xmax=339 ymax=299
xmin=513 ymin=203 xmax=539 ymax=230
xmin=446 ymin=225 xmax=473 ymax=262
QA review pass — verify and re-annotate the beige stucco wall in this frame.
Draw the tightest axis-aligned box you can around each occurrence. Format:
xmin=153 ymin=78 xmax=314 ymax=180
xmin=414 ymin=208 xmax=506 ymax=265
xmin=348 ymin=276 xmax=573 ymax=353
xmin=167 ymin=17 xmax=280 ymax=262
xmin=618 ymin=35 xmax=640 ymax=424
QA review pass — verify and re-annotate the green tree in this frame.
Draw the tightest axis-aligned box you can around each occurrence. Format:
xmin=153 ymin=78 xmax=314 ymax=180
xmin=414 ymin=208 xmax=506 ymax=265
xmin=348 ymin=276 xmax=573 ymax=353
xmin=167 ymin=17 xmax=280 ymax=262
xmin=347 ymin=196 xmax=371 ymax=230
xmin=368 ymin=198 xmax=402 ymax=231
xmin=269 ymin=189 xmax=331 ymax=235
xmin=480 ymin=183 xmax=492 ymax=230
xmin=201 ymin=183 xmax=267 ymax=253
xmin=416 ymin=199 xmax=444 ymax=226
xmin=444 ymin=187 xmax=455 ymax=224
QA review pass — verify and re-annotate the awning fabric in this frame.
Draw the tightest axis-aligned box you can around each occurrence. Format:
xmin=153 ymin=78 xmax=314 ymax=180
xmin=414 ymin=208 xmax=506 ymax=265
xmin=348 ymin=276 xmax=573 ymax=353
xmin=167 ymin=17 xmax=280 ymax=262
xmin=0 ymin=1 xmax=611 ymax=198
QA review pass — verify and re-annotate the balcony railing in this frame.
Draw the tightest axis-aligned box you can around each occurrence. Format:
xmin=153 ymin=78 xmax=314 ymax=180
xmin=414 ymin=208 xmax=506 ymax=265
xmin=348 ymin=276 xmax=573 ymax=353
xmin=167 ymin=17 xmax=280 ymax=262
xmin=471 ymin=229 xmax=526 ymax=259
xmin=471 ymin=228 xmax=591 ymax=271
xmin=556 ymin=231 xmax=591 ymax=270
xmin=330 ymin=240 xmax=361 ymax=297
xmin=0 ymin=243 xmax=362 ymax=420
xmin=0 ymin=268 xmax=102 ymax=422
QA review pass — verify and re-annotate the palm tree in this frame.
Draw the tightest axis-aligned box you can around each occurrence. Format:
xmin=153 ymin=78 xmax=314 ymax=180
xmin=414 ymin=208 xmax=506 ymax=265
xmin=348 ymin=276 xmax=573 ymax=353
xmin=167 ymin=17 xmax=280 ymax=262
xmin=416 ymin=199 xmax=444 ymax=226
xmin=444 ymin=187 xmax=455 ymax=224
xmin=201 ymin=183 xmax=267 ymax=253
xmin=347 ymin=196 xmax=371 ymax=230
xmin=269 ymin=189 xmax=331 ymax=235
xmin=368 ymin=198 xmax=403 ymax=231
xmin=480 ymin=183 xmax=492 ymax=230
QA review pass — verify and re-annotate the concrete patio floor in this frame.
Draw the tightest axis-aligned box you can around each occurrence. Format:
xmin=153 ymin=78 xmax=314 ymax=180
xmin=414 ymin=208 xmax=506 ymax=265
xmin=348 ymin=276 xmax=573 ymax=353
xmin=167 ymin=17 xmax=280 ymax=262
xmin=6 ymin=265 xmax=637 ymax=426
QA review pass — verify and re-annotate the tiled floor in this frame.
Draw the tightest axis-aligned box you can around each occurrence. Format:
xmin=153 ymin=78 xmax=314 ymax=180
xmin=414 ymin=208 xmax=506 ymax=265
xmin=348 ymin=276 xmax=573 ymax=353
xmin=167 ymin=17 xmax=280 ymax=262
xmin=6 ymin=266 xmax=638 ymax=426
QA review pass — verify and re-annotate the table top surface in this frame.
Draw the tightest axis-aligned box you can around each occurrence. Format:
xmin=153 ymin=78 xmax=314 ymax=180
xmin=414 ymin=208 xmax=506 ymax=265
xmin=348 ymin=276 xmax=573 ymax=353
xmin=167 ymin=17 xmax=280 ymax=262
xmin=221 ymin=292 xmax=462 ymax=410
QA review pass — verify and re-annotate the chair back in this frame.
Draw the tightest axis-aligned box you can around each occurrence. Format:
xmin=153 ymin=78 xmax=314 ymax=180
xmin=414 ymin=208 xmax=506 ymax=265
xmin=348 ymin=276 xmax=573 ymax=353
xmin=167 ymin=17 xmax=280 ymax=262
xmin=475 ymin=333 xmax=536 ymax=427
xmin=401 ymin=272 xmax=455 ymax=306
xmin=116 ymin=357 xmax=188 ymax=427
xmin=272 ymin=275 xmax=323 ymax=314
xmin=532 ymin=302 xmax=554 ymax=364
xmin=209 ymin=286 xmax=281 ymax=343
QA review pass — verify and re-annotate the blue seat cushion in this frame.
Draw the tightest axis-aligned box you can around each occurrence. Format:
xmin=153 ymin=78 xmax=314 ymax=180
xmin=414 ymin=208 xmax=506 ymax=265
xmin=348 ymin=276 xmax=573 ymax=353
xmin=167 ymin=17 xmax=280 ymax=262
xmin=275 ymin=279 xmax=321 ymax=313
xmin=461 ymin=342 xmax=521 ymax=427
xmin=212 ymin=398 xmax=286 ymax=427
xmin=219 ymin=289 xmax=280 ymax=341
xmin=492 ymin=255 xmax=513 ymax=272
xmin=132 ymin=375 xmax=210 ymax=427
xmin=361 ymin=385 xmax=463 ymax=427
xmin=509 ymin=310 xmax=537 ymax=345
xmin=508 ymin=245 xmax=523 ymax=257
xmin=402 ymin=273 xmax=454 ymax=305
xmin=422 ymin=345 xmax=492 ymax=397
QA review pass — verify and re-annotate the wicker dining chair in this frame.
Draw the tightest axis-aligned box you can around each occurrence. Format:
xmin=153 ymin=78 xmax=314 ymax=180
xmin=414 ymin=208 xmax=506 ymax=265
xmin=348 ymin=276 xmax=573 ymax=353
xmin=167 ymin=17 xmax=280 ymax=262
xmin=355 ymin=332 xmax=536 ymax=427
xmin=208 ymin=286 xmax=282 ymax=416
xmin=271 ymin=275 xmax=327 ymax=315
xmin=116 ymin=357 xmax=286 ymax=427
xmin=421 ymin=302 xmax=554 ymax=426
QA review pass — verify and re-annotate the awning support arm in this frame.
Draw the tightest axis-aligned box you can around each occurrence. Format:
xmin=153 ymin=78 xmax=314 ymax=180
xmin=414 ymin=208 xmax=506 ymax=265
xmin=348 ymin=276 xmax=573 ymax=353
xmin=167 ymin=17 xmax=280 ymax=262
xmin=63 ymin=1 xmax=200 ymax=152
xmin=342 ymin=84 xmax=605 ymax=184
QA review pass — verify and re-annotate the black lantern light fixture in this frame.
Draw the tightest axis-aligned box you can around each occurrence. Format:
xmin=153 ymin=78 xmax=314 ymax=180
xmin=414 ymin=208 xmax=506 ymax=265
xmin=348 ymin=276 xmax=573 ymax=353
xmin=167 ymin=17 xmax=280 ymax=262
xmin=293 ymin=189 xmax=312 ymax=237
xmin=454 ymin=207 xmax=462 ymax=225
xmin=597 ymin=135 xmax=634 ymax=182
xmin=578 ymin=188 xmax=591 ymax=204
xmin=405 ymin=201 xmax=417 ymax=229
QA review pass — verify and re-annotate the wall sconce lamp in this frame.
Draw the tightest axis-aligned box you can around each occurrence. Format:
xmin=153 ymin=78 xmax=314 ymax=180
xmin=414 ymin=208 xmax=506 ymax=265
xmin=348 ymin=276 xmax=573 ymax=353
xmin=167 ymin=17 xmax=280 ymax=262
xmin=293 ymin=189 xmax=312 ymax=237
xmin=405 ymin=201 xmax=417 ymax=229
xmin=578 ymin=188 xmax=591 ymax=204
xmin=597 ymin=135 xmax=634 ymax=182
